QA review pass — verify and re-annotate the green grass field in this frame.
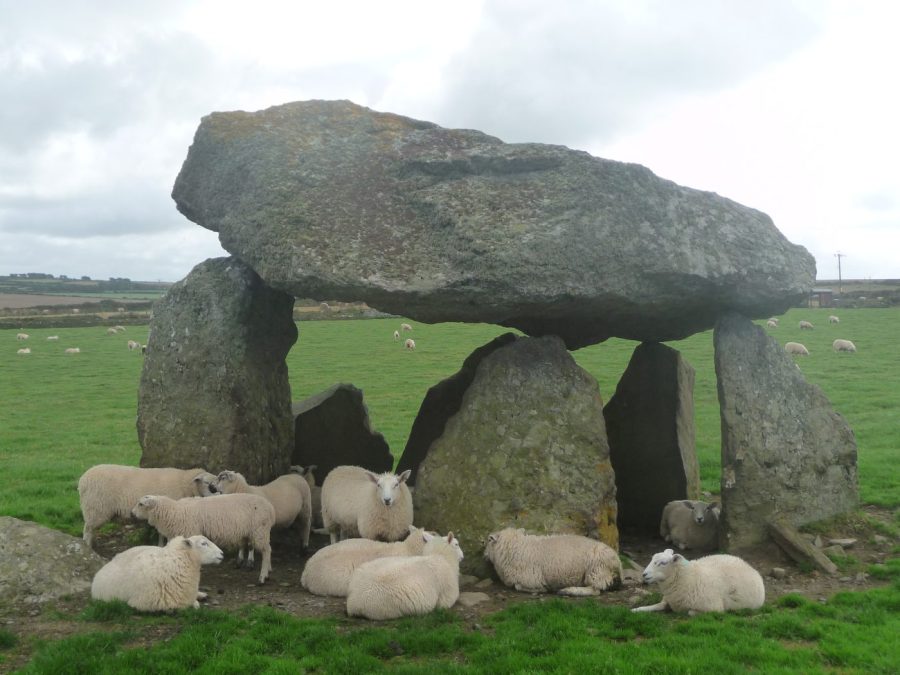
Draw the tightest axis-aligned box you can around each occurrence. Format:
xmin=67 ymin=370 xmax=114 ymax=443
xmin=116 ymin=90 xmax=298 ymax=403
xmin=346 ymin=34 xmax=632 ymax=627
xmin=2 ymin=307 xmax=898 ymax=672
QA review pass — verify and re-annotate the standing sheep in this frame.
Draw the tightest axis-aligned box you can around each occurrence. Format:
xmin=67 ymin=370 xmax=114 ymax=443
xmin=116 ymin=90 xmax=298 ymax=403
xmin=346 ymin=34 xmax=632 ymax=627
xmin=404 ymin=338 xmax=416 ymax=351
xmin=484 ymin=528 xmax=622 ymax=595
xmin=17 ymin=347 xmax=31 ymax=355
xmin=321 ymin=466 xmax=413 ymax=544
xmin=131 ymin=493 xmax=276 ymax=584
xmin=78 ymin=464 xmax=219 ymax=548
xmin=632 ymin=548 xmax=765 ymax=614
xmin=400 ymin=323 xmax=413 ymax=331
xmin=65 ymin=347 xmax=80 ymax=354
xmin=659 ymin=500 xmax=720 ymax=551
xmin=91 ymin=535 xmax=223 ymax=611
xmin=784 ymin=342 xmax=809 ymax=356
xmin=291 ymin=465 xmax=322 ymax=528
xmin=301 ymin=525 xmax=438 ymax=597
xmin=766 ymin=320 xmax=778 ymax=328
xmin=832 ymin=339 xmax=857 ymax=353
xmin=346 ymin=533 xmax=463 ymax=620
xmin=214 ymin=469 xmax=312 ymax=551
xmin=828 ymin=315 xmax=840 ymax=324
xmin=392 ymin=330 xmax=400 ymax=341
xmin=799 ymin=320 xmax=814 ymax=330
xmin=16 ymin=333 xmax=29 ymax=340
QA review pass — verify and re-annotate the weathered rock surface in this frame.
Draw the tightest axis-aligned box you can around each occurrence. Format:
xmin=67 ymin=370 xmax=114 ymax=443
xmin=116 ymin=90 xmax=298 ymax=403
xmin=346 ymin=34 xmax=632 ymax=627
xmin=137 ymin=257 xmax=297 ymax=483
xmin=291 ymin=383 xmax=393 ymax=481
xmin=0 ymin=517 xmax=106 ymax=607
xmin=396 ymin=333 xmax=518 ymax=484
xmin=172 ymin=99 xmax=815 ymax=349
xmin=604 ymin=342 xmax=700 ymax=533
xmin=715 ymin=313 xmax=858 ymax=550
xmin=412 ymin=335 xmax=618 ymax=576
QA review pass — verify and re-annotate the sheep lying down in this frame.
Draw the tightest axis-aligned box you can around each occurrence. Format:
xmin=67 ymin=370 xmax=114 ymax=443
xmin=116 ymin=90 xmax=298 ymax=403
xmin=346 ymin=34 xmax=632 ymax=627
xmin=633 ymin=548 xmax=765 ymax=615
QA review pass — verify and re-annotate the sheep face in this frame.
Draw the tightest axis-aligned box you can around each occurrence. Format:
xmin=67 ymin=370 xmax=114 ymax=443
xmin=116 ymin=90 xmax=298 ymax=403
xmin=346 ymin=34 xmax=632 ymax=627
xmin=131 ymin=495 xmax=158 ymax=520
xmin=685 ymin=501 xmax=719 ymax=525
xmin=641 ymin=549 xmax=686 ymax=584
xmin=193 ymin=473 xmax=219 ymax=496
xmin=184 ymin=535 xmax=225 ymax=565
xmin=214 ymin=470 xmax=241 ymax=493
xmin=366 ymin=469 xmax=411 ymax=507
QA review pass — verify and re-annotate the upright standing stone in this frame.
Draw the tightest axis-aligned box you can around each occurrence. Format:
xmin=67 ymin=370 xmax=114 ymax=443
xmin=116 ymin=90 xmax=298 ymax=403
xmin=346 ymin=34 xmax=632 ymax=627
xmin=137 ymin=257 xmax=297 ymax=483
xmin=714 ymin=313 xmax=858 ymax=550
xmin=413 ymin=335 xmax=618 ymax=576
xmin=604 ymin=342 xmax=699 ymax=533
xmin=291 ymin=383 xmax=393 ymax=481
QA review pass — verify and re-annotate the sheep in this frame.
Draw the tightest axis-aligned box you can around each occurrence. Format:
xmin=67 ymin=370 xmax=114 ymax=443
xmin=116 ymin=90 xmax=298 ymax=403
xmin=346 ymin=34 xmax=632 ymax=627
xmin=301 ymin=525 xmax=438 ymax=597
xmin=393 ymin=330 xmax=400 ymax=341
xmin=114 ymin=325 xmax=126 ymax=332
xmin=91 ymin=535 xmax=223 ymax=611
xmin=106 ymin=327 xmax=118 ymax=335
xmin=132 ymin=493 xmax=276 ymax=584
xmin=17 ymin=347 xmax=31 ymax=355
xmin=799 ymin=320 xmax=814 ymax=330
xmin=405 ymin=338 xmax=416 ymax=350
xmin=632 ymin=548 xmax=765 ymax=615
xmin=46 ymin=335 xmax=59 ymax=341
xmin=291 ymin=465 xmax=322 ymax=528
xmin=766 ymin=319 xmax=777 ymax=328
xmin=400 ymin=323 xmax=413 ymax=331
xmin=784 ymin=342 xmax=809 ymax=356
xmin=77 ymin=464 xmax=219 ymax=548
xmin=659 ymin=500 xmax=720 ymax=551
xmin=767 ymin=317 xmax=779 ymax=325
xmin=828 ymin=315 xmax=840 ymax=324
xmin=833 ymin=339 xmax=857 ymax=353
xmin=16 ymin=333 xmax=29 ymax=340
xmin=483 ymin=528 xmax=622 ymax=595
xmin=321 ymin=465 xmax=413 ymax=544
xmin=127 ymin=340 xmax=140 ymax=350
xmin=65 ymin=347 xmax=80 ymax=354
xmin=214 ymin=469 xmax=312 ymax=551
xmin=346 ymin=533 xmax=463 ymax=620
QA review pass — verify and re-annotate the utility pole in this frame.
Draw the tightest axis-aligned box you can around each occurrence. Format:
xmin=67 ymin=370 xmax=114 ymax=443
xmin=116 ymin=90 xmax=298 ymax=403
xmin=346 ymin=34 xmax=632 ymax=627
xmin=834 ymin=252 xmax=846 ymax=294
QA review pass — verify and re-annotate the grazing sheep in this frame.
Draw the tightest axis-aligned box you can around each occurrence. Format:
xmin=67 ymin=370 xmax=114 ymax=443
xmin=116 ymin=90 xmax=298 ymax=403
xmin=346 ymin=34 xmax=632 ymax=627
xmin=828 ymin=315 xmax=840 ymax=324
xmin=832 ymin=339 xmax=857 ymax=353
xmin=632 ymin=548 xmax=765 ymax=615
xmin=46 ymin=335 xmax=59 ymax=341
xmin=321 ymin=466 xmax=413 ymax=544
xmin=77 ymin=464 xmax=218 ymax=548
xmin=766 ymin=319 xmax=778 ymax=328
xmin=799 ymin=320 xmax=814 ymax=330
xmin=400 ymin=323 xmax=412 ymax=331
xmin=91 ymin=535 xmax=223 ymax=611
xmin=405 ymin=338 xmax=416 ymax=351
xmin=114 ymin=325 xmax=126 ymax=332
xmin=65 ymin=347 xmax=81 ymax=354
xmin=767 ymin=317 xmax=779 ymax=325
xmin=127 ymin=340 xmax=140 ymax=350
xmin=393 ymin=330 xmax=400 ymax=341
xmin=291 ymin=465 xmax=322 ymax=528
xmin=16 ymin=333 xmax=29 ymax=340
xmin=132 ymin=493 xmax=276 ymax=584
xmin=484 ymin=528 xmax=622 ymax=595
xmin=301 ymin=525 xmax=438 ymax=597
xmin=784 ymin=342 xmax=809 ymax=356
xmin=141 ymin=344 xmax=147 ymax=354
xmin=659 ymin=500 xmax=720 ymax=551
xmin=346 ymin=533 xmax=463 ymax=620
xmin=214 ymin=470 xmax=312 ymax=551
xmin=17 ymin=347 xmax=31 ymax=355
xmin=106 ymin=327 xmax=118 ymax=335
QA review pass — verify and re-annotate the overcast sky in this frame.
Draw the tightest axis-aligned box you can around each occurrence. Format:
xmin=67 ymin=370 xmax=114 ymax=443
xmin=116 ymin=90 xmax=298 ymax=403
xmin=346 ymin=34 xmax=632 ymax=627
xmin=1 ymin=0 xmax=897 ymax=282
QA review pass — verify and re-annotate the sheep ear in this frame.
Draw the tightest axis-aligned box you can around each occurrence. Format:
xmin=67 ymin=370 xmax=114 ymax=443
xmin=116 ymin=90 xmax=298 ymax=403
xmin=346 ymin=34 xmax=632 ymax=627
xmin=709 ymin=502 xmax=720 ymax=510
xmin=663 ymin=548 xmax=674 ymax=556
xmin=364 ymin=471 xmax=379 ymax=484
xmin=673 ymin=553 xmax=687 ymax=564
xmin=183 ymin=538 xmax=193 ymax=549
xmin=446 ymin=532 xmax=455 ymax=543
xmin=681 ymin=500 xmax=693 ymax=508
xmin=487 ymin=533 xmax=498 ymax=543
xmin=422 ymin=531 xmax=434 ymax=542
xmin=397 ymin=469 xmax=412 ymax=484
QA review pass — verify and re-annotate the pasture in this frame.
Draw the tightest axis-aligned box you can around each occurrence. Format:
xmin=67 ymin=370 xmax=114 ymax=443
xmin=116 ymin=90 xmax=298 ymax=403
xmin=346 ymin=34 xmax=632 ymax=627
xmin=1 ymin=307 xmax=898 ymax=672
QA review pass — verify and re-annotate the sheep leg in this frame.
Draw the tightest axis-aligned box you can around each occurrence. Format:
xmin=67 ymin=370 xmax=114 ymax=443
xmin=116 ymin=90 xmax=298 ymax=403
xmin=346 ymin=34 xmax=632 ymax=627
xmin=196 ymin=591 xmax=208 ymax=602
xmin=557 ymin=586 xmax=600 ymax=597
xmin=256 ymin=541 xmax=272 ymax=584
xmin=632 ymin=601 xmax=669 ymax=613
xmin=514 ymin=583 xmax=548 ymax=593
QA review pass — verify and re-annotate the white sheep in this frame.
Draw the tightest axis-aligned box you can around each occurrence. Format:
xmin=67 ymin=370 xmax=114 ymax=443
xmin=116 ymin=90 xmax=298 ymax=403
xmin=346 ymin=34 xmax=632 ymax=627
xmin=91 ymin=535 xmax=223 ymax=611
xmin=784 ymin=342 xmax=809 ymax=356
xmin=659 ymin=500 xmax=720 ymax=551
xmin=46 ymin=335 xmax=59 ymax=341
xmin=346 ymin=533 xmax=463 ymax=620
xmin=400 ymin=323 xmax=413 ymax=331
xmin=127 ymin=340 xmax=140 ymax=350
xmin=321 ymin=465 xmax=413 ymax=544
xmin=106 ymin=327 xmax=118 ymax=335
xmin=77 ymin=464 xmax=219 ymax=548
xmin=405 ymin=338 xmax=416 ymax=350
xmin=65 ymin=347 xmax=81 ymax=354
xmin=767 ymin=317 xmax=779 ymax=325
xmin=393 ymin=330 xmax=400 ymax=341
xmin=214 ymin=469 xmax=312 ymax=550
xmin=632 ymin=548 xmax=765 ymax=615
xmin=799 ymin=320 xmax=814 ymax=330
xmin=17 ymin=347 xmax=31 ymax=355
xmin=484 ymin=528 xmax=622 ymax=595
xmin=114 ymin=325 xmax=126 ymax=332
xmin=132 ymin=493 xmax=276 ymax=584
xmin=16 ymin=332 xmax=29 ymax=340
xmin=828 ymin=315 xmax=840 ymax=324
xmin=832 ymin=339 xmax=857 ymax=353
xmin=301 ymin=525 xmax=438 ymax=597
xmin=291 ymin=465 xmax=322 ymax=528
xmin=766 ymin=319 xmax=777 ymax=328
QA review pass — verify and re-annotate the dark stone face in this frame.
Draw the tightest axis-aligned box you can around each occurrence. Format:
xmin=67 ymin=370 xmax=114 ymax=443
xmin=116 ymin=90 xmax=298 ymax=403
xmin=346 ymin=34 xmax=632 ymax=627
xmin=172 ymin=100 xmax=815 ymax=349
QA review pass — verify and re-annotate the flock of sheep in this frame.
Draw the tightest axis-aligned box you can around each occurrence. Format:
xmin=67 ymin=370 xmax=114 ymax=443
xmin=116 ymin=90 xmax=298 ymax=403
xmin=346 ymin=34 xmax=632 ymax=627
xmin=392 ymin=322 xmax=416 ymax=350
xmin=78 ymin=462 xmax=765 ymax=620
xmin=14 ymin=326 xmax=144 ymax=355
xmin=766 ymin=315 xmax=858 ymax=356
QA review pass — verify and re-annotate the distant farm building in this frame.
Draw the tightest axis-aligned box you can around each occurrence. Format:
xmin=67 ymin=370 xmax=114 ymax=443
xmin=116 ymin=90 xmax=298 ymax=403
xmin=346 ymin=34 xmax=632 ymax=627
xmin=808 ymin=288 xmax=834 ymax=308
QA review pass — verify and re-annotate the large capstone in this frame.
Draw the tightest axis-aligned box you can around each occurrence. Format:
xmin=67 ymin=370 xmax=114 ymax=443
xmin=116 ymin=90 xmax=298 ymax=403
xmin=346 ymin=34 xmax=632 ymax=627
xmin=0 ymin=518 xmax=106 ymax=606
xmin=291 ymin=383 xmax=393 ymax=481
xmin=714 ymin=313 xmax=858 ymax=550
xmin=411 ymin=335 xmax=617 ymax=576
xmin=172 ymin=100 xmax=815 ymax=349
xmin=604 ymin=342 xmax=700 ymax=533
xmin=137 ymin=256 xmax=297 ymax=482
